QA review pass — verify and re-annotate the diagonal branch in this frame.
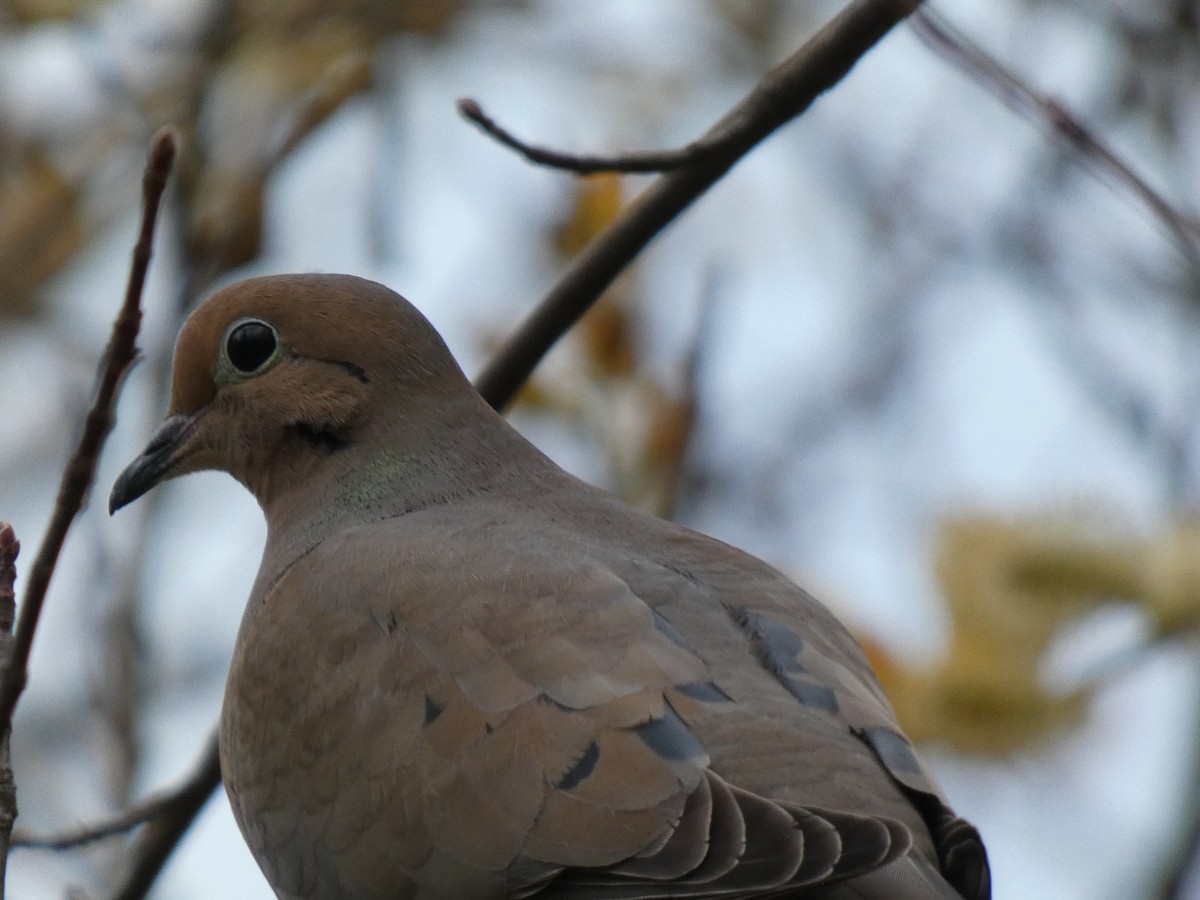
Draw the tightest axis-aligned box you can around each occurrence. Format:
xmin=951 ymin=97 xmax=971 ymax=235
xmin=13 ymin=760 xmax=207 ymax=852
xmin=473 ymin=0 xmax=923 ymax=410
xmin=108 ymin=733 xmax=221 ymax=900
xmin=0 ymin=523 xmax=19 ymax=896
xmin=0 ymin=130 xmax=177 ymax=736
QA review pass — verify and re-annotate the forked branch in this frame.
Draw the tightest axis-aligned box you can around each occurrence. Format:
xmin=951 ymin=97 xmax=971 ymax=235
xmin=472 ymin=0 xmax=923 ymax=410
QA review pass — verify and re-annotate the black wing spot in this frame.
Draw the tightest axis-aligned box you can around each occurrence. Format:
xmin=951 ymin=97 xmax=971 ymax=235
xmin=861 ymin=725 xmax=922 ymax=776
xmin=779 ymin=675 xmax=839 ymax=713
xmin=554 ymin=740 xmax=600 ymax=791
xmin=740 ymin=609 xmax=805 ymax=665
xmin=737 ymin=608 xmax=839 ymax=714
xmin=424 ymin=694 xmax=445 ymax=726
xmin=676 ymin=680 xmax=734 ymax=703
xmin=650 ymin=609 xmax=693 ymax=652
xmin=634 ymin=701 xmax=706 ymax=762
xmin=371 ymin=610 xmax=399 ymax=635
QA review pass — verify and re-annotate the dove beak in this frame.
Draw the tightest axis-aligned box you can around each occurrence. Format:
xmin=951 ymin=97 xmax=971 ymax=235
xmin=110 ymin=413 xmax=198 ymax=514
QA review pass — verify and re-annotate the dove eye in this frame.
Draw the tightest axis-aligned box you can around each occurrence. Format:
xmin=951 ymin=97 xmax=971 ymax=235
xmin=224 ymin=319 xmax=280 ymax=375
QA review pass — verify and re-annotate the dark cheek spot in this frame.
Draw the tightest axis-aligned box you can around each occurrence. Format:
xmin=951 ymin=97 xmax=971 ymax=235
xmin=314 ymin=358 xmax=369 ymax=384
xmin=289 ymin=423 xmax=349 ymax=452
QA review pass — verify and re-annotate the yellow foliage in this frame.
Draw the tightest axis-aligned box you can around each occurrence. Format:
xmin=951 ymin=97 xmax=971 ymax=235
xmin=869 ymin=511 xmax=1200 ymax=755
xmin=554 ymin=173 xmax=625 ymax=257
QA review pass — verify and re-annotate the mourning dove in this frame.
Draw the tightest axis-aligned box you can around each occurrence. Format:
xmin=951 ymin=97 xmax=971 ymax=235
xmin=111 ymin=274 xmax=990 ymax=900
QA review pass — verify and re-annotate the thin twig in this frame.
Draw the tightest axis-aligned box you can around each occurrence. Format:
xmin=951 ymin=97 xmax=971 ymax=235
xmin=1159 ymin=708 xmax=1200 ymax=899
xmin=910 ymin=7 xmax=1200 ymax=271
xmin=109 ymin=733 xmax=220 ymax=900
xmin=0 ymin=523 xmax=20 ymax=897
xmin=0 ymin=130 xmax=177 ymax=736
xmin=458 ymin=98 xmax=736 ymax=174
xmin=181 ymin=48 xmax=373 ymax=301
xmin=473 ymin=0 xmax=923 ymax=410
xmin=14 ymin=779 xmax=190 ymax=851
xmin=268 ymin=52 xmax=373 ymax=167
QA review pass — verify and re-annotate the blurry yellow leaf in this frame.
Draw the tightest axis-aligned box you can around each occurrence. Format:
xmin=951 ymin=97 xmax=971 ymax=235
xmin=643 ymin=391 xmax=694 ymax=473
xmin=867 ymin=510 xmax=1200 ymax=756
xmin=1143 ymin=518 xmax=1200 ymax=635
xmin=555 ymin=173 xmax=624 ymax=256
xmin=864 ymin=630 xmax=1089 ymax=756
xmin=579 ymin=299 xmax=637 ymax=379
xmin=936 ymin=515 xmax=1140 ymax=644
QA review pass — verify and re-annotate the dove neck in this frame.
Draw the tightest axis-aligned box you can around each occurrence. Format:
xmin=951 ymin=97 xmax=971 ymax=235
xmin=256 ymin=389 xmax=555 ymax=565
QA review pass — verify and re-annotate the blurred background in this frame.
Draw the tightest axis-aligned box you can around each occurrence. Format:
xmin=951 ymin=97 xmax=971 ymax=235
xmin=1 ymin=0 xmax=1199 ymax=897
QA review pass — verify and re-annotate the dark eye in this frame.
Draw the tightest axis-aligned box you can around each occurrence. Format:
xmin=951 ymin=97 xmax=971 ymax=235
xmin=226 ymin=320 xmax=277 ymax=373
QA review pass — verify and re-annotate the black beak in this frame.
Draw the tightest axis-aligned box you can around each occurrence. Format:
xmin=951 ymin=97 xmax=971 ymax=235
xmin=109 ymin=414 xmax=194 ymax=514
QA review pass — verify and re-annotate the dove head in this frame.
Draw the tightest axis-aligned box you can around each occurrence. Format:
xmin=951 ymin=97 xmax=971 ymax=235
xmin=110 ymin=274 xmax=484 ymax=517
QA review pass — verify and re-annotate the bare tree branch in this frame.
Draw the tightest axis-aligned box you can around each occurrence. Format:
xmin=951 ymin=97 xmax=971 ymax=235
xmin=1158 ymin=725 xmax=1200 ymax=899
xmin=109 ymin=734 xmax=220 ymax=900
xmin=0 ymin=130 xmax=177 ymax=737
xmin=458 ymin=98 xmax=737 ymax=174
xmin=910 ymin=7 xmax=1200 ymax=271
xmin=0 ymin=523 xmax=19 ymax=897
xmin=12 ymin=753 xmax=215 ymax=851
xmin=473 ymin=0 xmax=923 ymax=411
